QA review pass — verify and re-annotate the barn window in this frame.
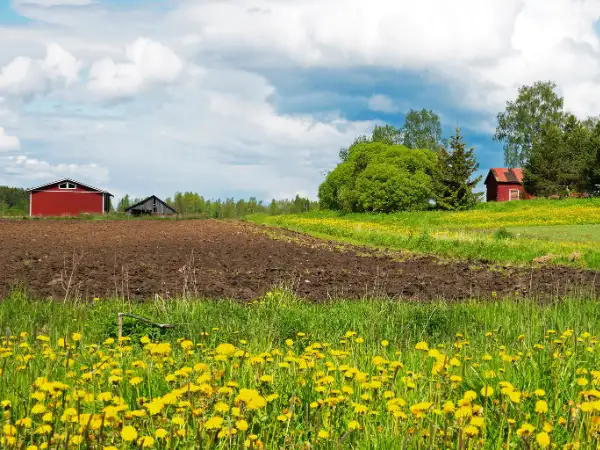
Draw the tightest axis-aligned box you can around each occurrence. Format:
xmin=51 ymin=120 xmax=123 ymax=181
xmin=58 ymin=182 xmax=76 ymax=189
xmin=509 ymin=189 xmax=520 ymax=201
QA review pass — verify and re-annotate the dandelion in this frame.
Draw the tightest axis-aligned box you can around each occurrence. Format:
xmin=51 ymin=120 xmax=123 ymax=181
xmin=536 ymin=431 xmax=551 ymax=448
xmin=138 ymin=436 xmax=155 ymax=448
xmin=205 ymin=417 xmax=224 ymax=430
xmin=480 ymin=385 xmax=494 ymax=397
xmin=535 ymin=400 xmax=549 ymax=414
xmin=121 ymin=426 xmax=138 ymax=442
xmin=236 ymin=420 xmax=249 ymax=431
xmin=318 ymin=430 xmax=330 ymax=439
xmin=155 ymin=429 xmax=168 ymax=439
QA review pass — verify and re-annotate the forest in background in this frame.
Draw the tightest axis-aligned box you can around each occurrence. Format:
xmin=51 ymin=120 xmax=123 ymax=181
xmin=0 ymin=186 xmax=318 ymax=218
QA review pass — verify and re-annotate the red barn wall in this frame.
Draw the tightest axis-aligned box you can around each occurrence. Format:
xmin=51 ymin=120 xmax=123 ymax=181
xmin=496 ymin=183 xmax=526 ymax=202
xmin=30 ymin=183 xmax=105 ymax=216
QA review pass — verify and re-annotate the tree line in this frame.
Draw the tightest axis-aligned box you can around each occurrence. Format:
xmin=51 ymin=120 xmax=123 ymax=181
xmin=320 ymin=80 xmax=600 ymax=214
xmin=494 ymin=81 xmax=600 ymax=197
xmin=0 ymin=186 xmax=28 ymax=215
xmin=116 ymin=193 xmax=318 ymax=218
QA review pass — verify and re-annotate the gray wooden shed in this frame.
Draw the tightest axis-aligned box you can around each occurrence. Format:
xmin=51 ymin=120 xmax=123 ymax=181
xmin=125 ymin=195 xmax=177 ymax=216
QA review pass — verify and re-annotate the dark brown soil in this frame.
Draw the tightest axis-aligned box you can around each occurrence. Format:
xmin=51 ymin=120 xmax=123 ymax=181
xmin=0 ymin=219 xmax=597 ymax=301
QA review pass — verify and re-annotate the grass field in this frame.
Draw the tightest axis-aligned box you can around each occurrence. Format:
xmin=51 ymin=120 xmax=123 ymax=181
xmin=248 ymin=199 xmax=600 ymax=269
xmin=1 ymin=290 xmax=600 ymax=449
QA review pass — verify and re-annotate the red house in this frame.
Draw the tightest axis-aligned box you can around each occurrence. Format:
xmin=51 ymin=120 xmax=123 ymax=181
xmin=484 ymin=168 xmax=532 ymax=202
xmin=28 ymin=178 xmax=113 ymax=217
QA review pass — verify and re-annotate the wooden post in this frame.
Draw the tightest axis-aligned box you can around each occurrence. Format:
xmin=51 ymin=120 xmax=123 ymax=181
xmin=117 ymin=313 xmax=123 ymax=340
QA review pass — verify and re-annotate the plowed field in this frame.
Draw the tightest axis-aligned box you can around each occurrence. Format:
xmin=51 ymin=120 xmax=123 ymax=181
xmin=0 ymin=219 xmax=598 ymax=301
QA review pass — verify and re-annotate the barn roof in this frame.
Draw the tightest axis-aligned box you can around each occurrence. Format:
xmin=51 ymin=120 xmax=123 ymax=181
xmin=27 ymin=178 xmax=113 ymax=196
xmin=125 ymin=195 xmax=177 ymax=213
xmin=485 ymin=168 xmax=524 ymax=184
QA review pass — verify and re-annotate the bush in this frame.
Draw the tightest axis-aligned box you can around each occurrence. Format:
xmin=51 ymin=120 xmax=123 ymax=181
xmin=319 ymin=142 xmax=438 ymax=213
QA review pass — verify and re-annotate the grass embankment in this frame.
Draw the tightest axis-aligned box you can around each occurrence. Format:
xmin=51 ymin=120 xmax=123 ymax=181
xmin=2 ymin=290 xmax=600 ymax=448
xmin=248 ymin=199 xmax=600 ymax=268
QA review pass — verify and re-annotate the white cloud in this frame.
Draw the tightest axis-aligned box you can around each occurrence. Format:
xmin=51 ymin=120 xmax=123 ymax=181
xmin=5 ymin=155 xmax=109 ymax=184
xmin=1 ymin=0 xmax=600 ymax=198
xmin=0 ymin=44 xmax=81 ymax=97
xmin=0 ymin=128 xmax=20 ymax=151
xmin=176 ymin=0 xmax=600 ymax=117
xmin=88 ymin=38 xmax=184 ymax=99
xmin=368 ymin=94 xmax=398 ymax=113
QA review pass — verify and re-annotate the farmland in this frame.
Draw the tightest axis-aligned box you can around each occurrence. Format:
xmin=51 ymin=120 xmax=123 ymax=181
xmin=2 ymin=203 xmax=600 ymax=448
xmin=0 ymin=219 xmax=598 ymax=301
xmin=249 ymin=198 xmax=600 ymax=269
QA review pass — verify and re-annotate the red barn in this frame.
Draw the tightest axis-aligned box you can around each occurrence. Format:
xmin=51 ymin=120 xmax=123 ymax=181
xmin=484 ymin=168 xmax=532 ymax=202
xmin=28 ymin=178 xmax=113 ymax=217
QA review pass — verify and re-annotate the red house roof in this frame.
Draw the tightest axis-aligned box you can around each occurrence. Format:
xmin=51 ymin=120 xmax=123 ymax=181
xmin=485 ymin=168 xmax=523 ymax=184
xmin=27 ymin=178 xmax=113 ymax=196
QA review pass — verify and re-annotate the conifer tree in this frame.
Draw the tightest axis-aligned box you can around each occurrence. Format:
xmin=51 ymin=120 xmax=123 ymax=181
xmin=436 ymin=128 xmax=482 ymax=210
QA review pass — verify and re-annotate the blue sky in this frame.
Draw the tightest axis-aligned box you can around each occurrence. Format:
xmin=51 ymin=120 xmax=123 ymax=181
xmin=0 ymin=0 xmax=599 ymax=202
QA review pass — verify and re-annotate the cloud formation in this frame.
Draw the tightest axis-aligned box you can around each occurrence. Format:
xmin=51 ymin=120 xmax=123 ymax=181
xmin=0 ymin=127 xmax=20 ymax=151
xmin=0 ymin=44 xmax=81 ymax=98
xmin=6 ymin=155 xmax=109 ymax=184
xmin=0 ymin=0 xmax=599 ymax=200
xmin=88 ymin=38 xmax=185 ymax=99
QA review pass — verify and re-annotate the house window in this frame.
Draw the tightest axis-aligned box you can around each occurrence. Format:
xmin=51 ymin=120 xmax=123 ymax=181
xmin=58 ymin=182 xmax=76 ymax=189
xmin=509 ymin=189 xmax=520 ymax=201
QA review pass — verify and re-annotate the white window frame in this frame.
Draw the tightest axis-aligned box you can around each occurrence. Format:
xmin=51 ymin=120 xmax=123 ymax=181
xmin=58 ymin=182 xmax=77 ymax=190
xmin=509 ymin=189 xmax=520 ymax=201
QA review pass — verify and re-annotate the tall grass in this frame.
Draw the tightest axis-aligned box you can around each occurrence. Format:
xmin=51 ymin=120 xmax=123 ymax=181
xmin=247 ymin=198 xmax=600 ymax=268
xmin=1 ymin=291 xmax=600 ymax=448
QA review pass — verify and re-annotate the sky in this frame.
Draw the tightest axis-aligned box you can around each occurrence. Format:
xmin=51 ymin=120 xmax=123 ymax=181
xmin=0 ymin=0 xmax=599 ymax=202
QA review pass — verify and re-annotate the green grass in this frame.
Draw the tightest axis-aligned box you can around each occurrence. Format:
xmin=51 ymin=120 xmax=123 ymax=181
xmin=2 ymin=290 xmax=600 ymax=448
xmin=1 ymin=289 xmax=598 ymax=350
xmin=247 ymin=199 xmax=600 ymax=269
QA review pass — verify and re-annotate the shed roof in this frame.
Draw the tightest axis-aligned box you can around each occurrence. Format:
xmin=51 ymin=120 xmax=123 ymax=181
xmin=485 ymin=168 xmax=524 ymax=184
xmin=27 ymin=178 xmax=113 ymax=196
xmin=125 ymin=195 xmax=177 ymax=214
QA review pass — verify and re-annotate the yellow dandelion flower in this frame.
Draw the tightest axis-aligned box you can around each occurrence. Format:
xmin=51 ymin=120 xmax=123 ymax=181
xmin=137 ymin=436 xmax=155 ymax=448
xmin=236 ymin=420 xmax=249 ymax=431
xmin=535 ymin=400 xmax=548 ymax=414
xmin=121 ymin=426 xmax=138 ymax=442
xmin=480 ymin=386 xmax=494 ymax=397
xmin=155 ymin=429 xmax=168 ymax=439
xmin=536 ymin=431 xmax=550 ymax=448
xmin=463 ymin=425 xmax=478 ymax=437
xmin=205 ymin=417 xmax=224 ymax=430
xmin=215 ymin=343 xmax=236 ymax=356
xmin=318 ymin=430 xmax=329 ymax=439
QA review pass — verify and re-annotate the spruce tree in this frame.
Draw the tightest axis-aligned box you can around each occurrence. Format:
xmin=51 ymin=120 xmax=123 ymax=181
xmin=436 ymin=128 xmax=483 ymax=210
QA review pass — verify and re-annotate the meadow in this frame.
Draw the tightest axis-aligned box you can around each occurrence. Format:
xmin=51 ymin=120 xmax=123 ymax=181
xmin=1 ymin=290 xmax=600 ymax=449
xmin=248 ymin=198 xmax=600 ymax=269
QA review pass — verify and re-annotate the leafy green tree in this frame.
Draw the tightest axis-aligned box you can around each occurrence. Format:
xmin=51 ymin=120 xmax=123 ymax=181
xmin=583 ymin=123 xmax=600 ymax=196
xmin=339 ymin=134 xmax=370 ymax=162
xmin=436 ymin=128 xmax=483 ymax=210
xmin=117 ymin=195 xmax=131 ymax=212
xmin=319 ymin=142 xmax=438 ymax=212
xmin=269 ymin=199 xmax=278 ymax=215
xmin=523 ymin=115 xmax=595 ymax=197
xmin=494 ymin=81 xmax=565 ymax=168
xmin=401 ymin=109 xmax=444 ymax=151
xmin=372 ymin=125 xmax=402 ymax=145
